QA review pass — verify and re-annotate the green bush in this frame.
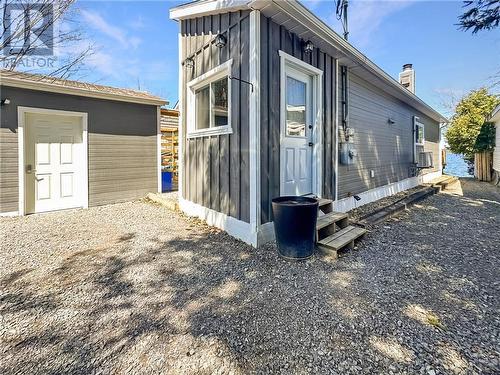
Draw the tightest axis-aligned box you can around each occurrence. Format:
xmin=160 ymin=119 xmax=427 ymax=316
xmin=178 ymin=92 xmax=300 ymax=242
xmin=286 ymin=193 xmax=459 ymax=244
xmin=446 ymin=88 xmax=499 ymax=159
xmin=475 ymin=122 xmax=496 ymax=152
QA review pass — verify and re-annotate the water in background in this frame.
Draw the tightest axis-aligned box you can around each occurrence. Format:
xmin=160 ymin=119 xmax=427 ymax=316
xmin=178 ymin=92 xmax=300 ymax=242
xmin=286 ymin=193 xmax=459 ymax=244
xmin=444 ymin=152 xmax=473 ymax=177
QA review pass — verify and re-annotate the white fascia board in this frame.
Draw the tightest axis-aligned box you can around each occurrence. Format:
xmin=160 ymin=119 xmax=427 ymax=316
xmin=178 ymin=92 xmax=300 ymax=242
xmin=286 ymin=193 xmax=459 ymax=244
xmin=1 ymin=78 xmax=167 ymax=106
xmin=170 ymin=0 xmax=250 ymax=20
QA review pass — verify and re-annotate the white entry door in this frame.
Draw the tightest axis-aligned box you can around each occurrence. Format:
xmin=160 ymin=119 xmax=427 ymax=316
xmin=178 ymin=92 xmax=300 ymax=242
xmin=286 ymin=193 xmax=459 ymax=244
xmin=281 ymin=66 xmax=314 ymax=196
xmin=25 ymin=112 xmax=85 ymax=214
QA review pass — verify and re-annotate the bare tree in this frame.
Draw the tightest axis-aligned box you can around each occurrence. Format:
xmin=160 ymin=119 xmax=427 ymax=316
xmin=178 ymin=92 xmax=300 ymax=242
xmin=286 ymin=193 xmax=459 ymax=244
xmin=458 ymin=0 xmax=499 ymax=33
xmin=1 ymin=0 xmax=93 ymax=79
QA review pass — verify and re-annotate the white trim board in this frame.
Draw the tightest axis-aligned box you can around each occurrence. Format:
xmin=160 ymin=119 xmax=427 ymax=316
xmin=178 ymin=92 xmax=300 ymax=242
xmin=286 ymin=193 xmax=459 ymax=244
xmin=17 ymin=106 xmax=89 ymax=216
xmin=249 ymin=10 xmax=261 ymax=236
xmin=157 ymin=106 xmax=162 ymax=193
xmin=170 ymin=0 xmax=248 ymax=20
xmin=334 ymin=59 xmax=339 ymax=201
xmin=186 ymin=59 xmax=234 ymax=138
xmin=0 ymin=211 xmax=19 ymax=217
xmin=333 ymin=177 xmax=420 ymax=213
xmin=333 ymin=170 xmax=441 ymax=213
xmin=178 ymin=32 xmax=185 ymax=199
xmin=179 ymin=198 xmax=257 ymax=247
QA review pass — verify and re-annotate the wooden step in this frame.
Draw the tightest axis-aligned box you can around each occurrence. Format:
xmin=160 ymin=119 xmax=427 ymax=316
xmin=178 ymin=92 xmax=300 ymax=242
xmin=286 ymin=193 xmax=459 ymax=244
xmin=317 ymin=198 xmax=333 ymax=214
xmin=316 ymin=211 xmax=349 ymax=242
xmin=317 ymin=225 xmax=366 ymax=252
xmin=317 ymin=198 xmax=332 ymax=207
xmin=316 ymin=212 xmax=348 ymax=230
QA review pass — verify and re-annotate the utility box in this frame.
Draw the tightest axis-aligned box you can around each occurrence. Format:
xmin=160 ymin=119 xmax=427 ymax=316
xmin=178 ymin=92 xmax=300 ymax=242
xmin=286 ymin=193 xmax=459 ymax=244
xmin=340 ymin=142 xmax=357 ymax=165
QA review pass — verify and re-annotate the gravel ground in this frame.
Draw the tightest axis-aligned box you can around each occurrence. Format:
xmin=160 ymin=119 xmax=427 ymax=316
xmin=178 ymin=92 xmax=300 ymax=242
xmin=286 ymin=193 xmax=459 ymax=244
xmin=1 ymin=178 xmax=499 ymax=374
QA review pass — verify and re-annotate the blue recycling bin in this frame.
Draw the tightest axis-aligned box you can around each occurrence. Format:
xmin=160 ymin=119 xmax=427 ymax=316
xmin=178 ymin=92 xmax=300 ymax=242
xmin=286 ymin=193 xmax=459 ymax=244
xmin=162 ymin=171 xmax=173 ymax=192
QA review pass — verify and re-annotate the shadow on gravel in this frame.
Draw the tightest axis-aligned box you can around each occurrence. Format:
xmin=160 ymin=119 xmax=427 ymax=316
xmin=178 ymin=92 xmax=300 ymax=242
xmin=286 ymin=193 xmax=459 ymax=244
xmin=1 ymin=179 xmax=499 ymax=374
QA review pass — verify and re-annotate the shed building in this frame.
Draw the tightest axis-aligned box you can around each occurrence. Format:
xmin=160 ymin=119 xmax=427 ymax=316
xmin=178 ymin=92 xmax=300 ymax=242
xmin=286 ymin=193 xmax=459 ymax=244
xmin=0 ymin=70 xmax=167 ymax=216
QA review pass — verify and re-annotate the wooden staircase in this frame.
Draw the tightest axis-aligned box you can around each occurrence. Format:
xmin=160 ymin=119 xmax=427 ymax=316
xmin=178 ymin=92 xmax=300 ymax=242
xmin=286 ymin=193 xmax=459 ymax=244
xmin=315 ymin=198 xmax=367 ymax=258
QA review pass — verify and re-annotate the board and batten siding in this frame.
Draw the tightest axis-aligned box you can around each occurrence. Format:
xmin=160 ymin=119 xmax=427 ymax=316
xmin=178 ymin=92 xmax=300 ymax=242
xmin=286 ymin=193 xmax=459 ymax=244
xmin=337 ymin=72 xmax=440 ymax=199
xmin=0 ymin=85 xmax=158 ymax=213
xmin=180 ymin=11 xmax=251 ymax=223
xmin=259 ymin=15 xmax=338 ymax=224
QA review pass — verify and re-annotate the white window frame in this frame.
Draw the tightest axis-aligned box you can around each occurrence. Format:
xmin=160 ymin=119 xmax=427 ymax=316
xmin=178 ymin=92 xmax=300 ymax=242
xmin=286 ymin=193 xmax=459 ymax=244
xmin=186 ymin=59 xmax=233 ymax=138
xmin=414 ymin=117 xmax=425 ymax=146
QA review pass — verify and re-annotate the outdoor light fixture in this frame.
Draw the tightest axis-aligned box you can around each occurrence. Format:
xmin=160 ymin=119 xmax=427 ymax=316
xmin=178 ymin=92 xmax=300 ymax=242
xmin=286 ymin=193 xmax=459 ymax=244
xmin=388 ymin=117 xmax=395 ymax=124
xmin=1 ymin=98 xmax=10 ymax=105
xmin=184 ymin=57 xmax=194 ymax=69
xmin=214 ymin=33 xmax=227 ymax=48
xmin=303 ymin=40 xmax=314 ymax=54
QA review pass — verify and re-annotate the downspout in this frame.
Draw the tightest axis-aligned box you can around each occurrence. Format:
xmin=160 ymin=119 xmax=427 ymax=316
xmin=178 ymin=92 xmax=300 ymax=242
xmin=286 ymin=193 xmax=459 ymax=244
xmin=341 ymin=65 xmax=349 ymax=133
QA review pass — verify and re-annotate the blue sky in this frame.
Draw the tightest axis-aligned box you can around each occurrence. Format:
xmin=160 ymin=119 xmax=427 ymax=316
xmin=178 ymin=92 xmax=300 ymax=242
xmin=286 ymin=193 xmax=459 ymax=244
xmin=52 ymin=1 xmax=499 ymax=113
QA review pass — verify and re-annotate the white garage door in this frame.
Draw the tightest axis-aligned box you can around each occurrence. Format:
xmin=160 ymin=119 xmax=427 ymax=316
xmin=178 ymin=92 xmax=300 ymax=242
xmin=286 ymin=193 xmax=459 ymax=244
xmin=25 ymin=112 xmax=86 ymax=214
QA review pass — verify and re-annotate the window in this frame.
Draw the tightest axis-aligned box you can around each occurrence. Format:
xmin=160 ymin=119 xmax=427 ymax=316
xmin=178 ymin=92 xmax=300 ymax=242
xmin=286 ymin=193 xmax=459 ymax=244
xmin=286 ymin=76 xmax=307 ymax=137
xmin=187 ymin=60 xmax=232 ymax=137
xmin=415 ymin=120 xmax=425 ymax=145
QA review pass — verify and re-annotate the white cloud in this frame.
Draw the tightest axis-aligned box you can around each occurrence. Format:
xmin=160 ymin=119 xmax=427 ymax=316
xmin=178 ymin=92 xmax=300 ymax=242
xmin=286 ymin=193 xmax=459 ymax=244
xmin=80 ymin=9 xmax=141 ymax=49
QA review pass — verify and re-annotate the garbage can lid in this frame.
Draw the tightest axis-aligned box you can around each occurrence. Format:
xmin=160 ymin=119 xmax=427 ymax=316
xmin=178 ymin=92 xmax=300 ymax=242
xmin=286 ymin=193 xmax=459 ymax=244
xmin=272 ymin=196 xmax=318 ymax=205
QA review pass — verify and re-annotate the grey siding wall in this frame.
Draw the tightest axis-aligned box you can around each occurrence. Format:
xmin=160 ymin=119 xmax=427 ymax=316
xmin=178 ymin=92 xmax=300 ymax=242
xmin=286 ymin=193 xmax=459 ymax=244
xmin=0 ymin=86 xmax=158 ymax=213
xmin=259 ymin=15 xmax=338 ymax=224
xmin=180 ymin=11 xmax=251 ymax=223
xmin=338 ymin=72 xmax=440 ymax=199
xmin=0 ymin=125 xmax=18 ymax=212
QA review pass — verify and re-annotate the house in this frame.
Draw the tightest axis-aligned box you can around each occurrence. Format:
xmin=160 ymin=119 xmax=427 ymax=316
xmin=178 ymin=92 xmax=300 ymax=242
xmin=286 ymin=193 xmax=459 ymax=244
xmin=0 ymin=70 xmax=167 ymax=216
xmin=490 ymin=104 xmax=500 ymax=184
xmin=170 ymin=0 xmax=447 ymax=247
xmin=160 ymin=108 xmax=179 ymax=191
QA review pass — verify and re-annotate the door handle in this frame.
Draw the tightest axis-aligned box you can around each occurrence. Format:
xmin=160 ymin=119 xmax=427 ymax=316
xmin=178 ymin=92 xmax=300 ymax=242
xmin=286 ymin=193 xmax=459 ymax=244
xmin=308 ymin=142 xmax=314 ymax=147
xmin=26 ymin=164 xmax=36 ymax=174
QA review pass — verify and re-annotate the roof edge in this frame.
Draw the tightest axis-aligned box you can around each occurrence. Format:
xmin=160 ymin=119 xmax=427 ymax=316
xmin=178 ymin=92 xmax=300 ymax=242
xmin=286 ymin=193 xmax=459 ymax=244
xmin=490 ymin=103 xmax=500 ymax=123
xmin=1 ymin=75 xmax=167 ymax=106
xmin=170 ymin=0 xmax=249 ymax=20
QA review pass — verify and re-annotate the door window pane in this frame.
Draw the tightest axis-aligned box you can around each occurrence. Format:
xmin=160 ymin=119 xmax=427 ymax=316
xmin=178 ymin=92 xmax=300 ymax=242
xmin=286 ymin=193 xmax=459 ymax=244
xmin=286 ymin=76 xmax=306 ymax=137
xmin=195 ymin=85 xmax=210 ymax=130
xmin=212 ymin=78 xmax=228 ymax=127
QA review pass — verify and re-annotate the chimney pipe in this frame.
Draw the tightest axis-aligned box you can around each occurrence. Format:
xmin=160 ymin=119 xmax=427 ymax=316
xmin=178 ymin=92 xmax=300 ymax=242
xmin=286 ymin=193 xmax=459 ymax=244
xmin=403 ymin=63 xmax=413 ymax=71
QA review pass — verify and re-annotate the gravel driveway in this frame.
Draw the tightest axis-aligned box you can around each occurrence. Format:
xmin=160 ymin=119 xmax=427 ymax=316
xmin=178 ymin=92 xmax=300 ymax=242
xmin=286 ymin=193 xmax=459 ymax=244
xmin=1 ymin=178 xmax=499 ymax=374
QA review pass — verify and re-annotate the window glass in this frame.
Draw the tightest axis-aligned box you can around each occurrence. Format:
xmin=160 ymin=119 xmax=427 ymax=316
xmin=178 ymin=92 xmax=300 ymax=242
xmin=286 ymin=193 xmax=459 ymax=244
xmin=416 ymin=124 xmax=424 ymax=144
xmin=195 ymin=85 xmax=210 ymax=130
xmin=212 ymin=78 xmax=228 ymax=127
xmin=286 ymin=76 xmax=306 ymax=137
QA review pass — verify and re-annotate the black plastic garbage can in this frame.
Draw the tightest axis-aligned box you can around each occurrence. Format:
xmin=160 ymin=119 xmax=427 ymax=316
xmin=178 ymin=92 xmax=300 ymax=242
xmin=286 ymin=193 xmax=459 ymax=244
xmin=272 ymin=196 xmax=319 ymax=260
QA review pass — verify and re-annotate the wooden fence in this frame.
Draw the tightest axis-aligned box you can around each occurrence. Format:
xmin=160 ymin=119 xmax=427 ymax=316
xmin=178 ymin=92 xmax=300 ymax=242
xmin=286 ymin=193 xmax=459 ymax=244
xmin=474 ymin=151 xmax=493 ymax=182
